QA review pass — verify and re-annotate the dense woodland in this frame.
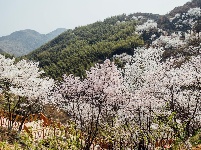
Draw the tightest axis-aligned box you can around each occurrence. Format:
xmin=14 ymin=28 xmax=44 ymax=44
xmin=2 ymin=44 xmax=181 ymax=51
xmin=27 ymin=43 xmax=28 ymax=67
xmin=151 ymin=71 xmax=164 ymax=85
xmin=25 ymin=17 xmax=144 ymax=79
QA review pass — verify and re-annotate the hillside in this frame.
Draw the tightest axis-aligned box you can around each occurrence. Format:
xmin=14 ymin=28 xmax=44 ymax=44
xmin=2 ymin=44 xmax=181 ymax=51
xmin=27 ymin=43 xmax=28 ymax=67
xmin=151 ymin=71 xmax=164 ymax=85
xmin=26 ymin=15 xmax=144 ymax=79
xmin=0 ymin=28 xmax=66 ymax=57
xmin=25 ymin=0 xmax=200 ymax=80
xmin=168 ymin=0 xmax=201 ymax=17
xmin=1 ymin=0 xmax=201 ymax=149
xmin=156 ymin=0 xmax=201 ymax=32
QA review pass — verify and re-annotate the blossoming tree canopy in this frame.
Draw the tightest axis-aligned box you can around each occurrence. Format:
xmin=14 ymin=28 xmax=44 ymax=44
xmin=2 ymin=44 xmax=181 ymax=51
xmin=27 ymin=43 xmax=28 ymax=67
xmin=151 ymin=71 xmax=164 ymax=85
xmin=133 ymin=55 xmax=201 ymax=116
xmin=136 ymin=19 xmax=158 ymax=33
xmin=0 ymin=54 xmax=54 ymax=106
xmin=123 ymin=46 xmax=164 ymax=93
xmin=54 ymin=59 xmax=131 ymax=123
xmin=84 ymin=59 xmax=130 ymax=108
xmin=0 ymin=54 xmax=55 ymax=131
xmin=13 ymin=61 xmax=53 ymax=101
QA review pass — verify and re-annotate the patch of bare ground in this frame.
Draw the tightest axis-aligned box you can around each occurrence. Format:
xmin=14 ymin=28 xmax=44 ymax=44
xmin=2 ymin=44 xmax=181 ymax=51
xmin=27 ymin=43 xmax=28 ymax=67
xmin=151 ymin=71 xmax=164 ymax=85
xmin=193 ymin=144 xmax=201 ymax=150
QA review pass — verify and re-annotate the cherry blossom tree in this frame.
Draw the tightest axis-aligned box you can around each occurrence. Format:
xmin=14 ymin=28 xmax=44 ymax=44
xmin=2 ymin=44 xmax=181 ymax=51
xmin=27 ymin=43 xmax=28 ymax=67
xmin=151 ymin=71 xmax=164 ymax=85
xmin=123 ymin=46 xmax=164 ymax=93
xmin=121 ymin=27 xmax=201 ymax=146
xmin=125 ymin=54 xmax=201 ymax=145
xmin=53 ymin=59 xmax=131 ymax=149
xmin=0 ymin=54 xmax=54 ymax=132
xmin=159 ymin=56 xmax=200 ymax=135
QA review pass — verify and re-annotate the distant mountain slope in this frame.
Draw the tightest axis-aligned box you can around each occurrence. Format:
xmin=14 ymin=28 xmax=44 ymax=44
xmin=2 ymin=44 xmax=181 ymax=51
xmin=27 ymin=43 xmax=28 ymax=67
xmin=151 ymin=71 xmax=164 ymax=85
xmin=46 ymin=28 xmax=67 ymax=41
xmin=0 ymin=48 xmax=5 ymax=53
xmin=0 ymin=28 xmax=66 ymax=57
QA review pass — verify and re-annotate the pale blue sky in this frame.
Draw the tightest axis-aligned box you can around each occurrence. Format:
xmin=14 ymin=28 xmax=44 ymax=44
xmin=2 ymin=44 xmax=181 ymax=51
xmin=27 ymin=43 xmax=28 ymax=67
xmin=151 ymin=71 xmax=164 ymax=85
xmin=0 ymin=0 xmax=190 ymax=37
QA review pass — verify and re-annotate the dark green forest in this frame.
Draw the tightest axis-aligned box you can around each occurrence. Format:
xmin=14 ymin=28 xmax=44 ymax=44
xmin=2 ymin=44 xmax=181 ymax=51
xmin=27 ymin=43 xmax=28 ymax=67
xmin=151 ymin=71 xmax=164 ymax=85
xmin=26 ymin=15 xmax=144 ymax=79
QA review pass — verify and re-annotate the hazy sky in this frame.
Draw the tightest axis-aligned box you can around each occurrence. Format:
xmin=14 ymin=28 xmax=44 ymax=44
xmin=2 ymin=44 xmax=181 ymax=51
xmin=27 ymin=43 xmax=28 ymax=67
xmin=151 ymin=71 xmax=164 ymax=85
xmin=0 ymin=0 xmax=190 ymax=37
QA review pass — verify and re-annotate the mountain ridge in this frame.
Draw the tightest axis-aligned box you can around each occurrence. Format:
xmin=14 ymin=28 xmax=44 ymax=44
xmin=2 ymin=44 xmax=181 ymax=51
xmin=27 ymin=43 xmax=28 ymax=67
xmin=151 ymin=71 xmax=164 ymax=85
xmin=0 ymin=28 xmax=66 ymax=57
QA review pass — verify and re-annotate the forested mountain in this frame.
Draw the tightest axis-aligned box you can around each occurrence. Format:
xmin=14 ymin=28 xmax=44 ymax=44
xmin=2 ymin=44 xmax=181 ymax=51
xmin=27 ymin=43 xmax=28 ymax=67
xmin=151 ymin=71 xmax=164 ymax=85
xmin=25 ymin=0 xmax=200 ymax=80
xmin=0 ymin=28 xmax=66 ymax=57
xmin=26 ymin=16 xmax=144 ymax=79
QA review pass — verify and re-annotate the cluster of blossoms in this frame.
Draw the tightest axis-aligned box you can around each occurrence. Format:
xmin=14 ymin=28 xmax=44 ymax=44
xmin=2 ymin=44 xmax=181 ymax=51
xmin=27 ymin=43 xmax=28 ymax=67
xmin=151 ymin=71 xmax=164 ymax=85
xmin=0 ymin=6 xmax=200 ymax=147
xmin=136 ymin=19 xmax=158 ymax=33
xmin=123 ymin=46 xmax=164 ymax=93
xmin=53 ymin=59 xmax=131 ymax=126
xmin=0 ymin=54 xmax=54 ymax=112
xmin=116 ymin=44 xmax=201 ymax=149
xmin=53 ymin=7 xmax=199 ymax=146
xmin=132 ymin=15 xmax=144 ymax=21
xmin=10 ymin=60 xmax=54 ymax=103
xmin=52 ymin=7 xmax=201 ymax=128
xmin=132 ymin=7 xmax=200 ymax=51
xmin=112 ymin=52 xmax=132 ymax=64
xmin=152 ymin=32 xmax=186 ymax=49
xmin=186 ymin=7 xmax=201 ymax=18
xmin=170 ymin=7 xmax=201 ymax=29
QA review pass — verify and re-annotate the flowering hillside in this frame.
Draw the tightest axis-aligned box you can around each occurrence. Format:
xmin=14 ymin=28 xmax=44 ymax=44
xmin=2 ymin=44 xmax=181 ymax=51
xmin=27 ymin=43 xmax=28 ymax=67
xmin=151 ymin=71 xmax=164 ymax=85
xmin=0 ymin=0 xmax=201 ymax=149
